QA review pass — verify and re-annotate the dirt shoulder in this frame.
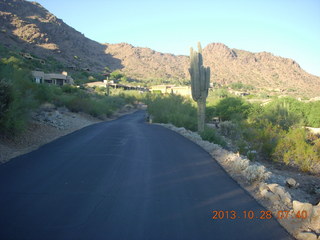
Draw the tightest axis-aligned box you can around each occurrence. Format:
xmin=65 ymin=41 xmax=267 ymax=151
xmin=0 ymin=104 xmax=141 ymax=164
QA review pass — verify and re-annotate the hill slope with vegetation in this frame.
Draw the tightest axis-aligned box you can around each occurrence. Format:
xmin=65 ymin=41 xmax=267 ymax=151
xmin=0 ymin=44 xmax=140 ymax=136
xmin=1 ymin=0 xmax=319 ymax=97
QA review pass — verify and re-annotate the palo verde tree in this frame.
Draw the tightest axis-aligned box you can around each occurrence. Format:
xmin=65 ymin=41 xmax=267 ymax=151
xmin=189 ymin=42 xmax=210 ymax=132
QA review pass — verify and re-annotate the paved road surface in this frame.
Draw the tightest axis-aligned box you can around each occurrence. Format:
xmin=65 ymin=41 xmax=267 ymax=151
xmin=0 ymin=111 xmax=292 ymax=240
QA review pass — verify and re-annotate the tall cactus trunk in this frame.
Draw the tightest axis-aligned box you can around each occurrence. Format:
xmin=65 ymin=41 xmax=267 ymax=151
xmin=189 ymin=42 xmax=210 ymax=132
xmin=197 ymin=100 xmax=206 ymax=132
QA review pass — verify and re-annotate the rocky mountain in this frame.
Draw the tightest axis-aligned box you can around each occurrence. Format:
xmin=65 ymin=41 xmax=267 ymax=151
xmin=1 ymin=0 xmax=320 ymax=97
xmin=104 ymin=42 xmax=320 ymax=97
xmin=0 ymin=0 xmax=120 ymax=70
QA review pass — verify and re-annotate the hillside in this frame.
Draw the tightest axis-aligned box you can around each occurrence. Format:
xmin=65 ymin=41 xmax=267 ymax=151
xmin=1 ymin=0 xmax=320 ymax=97
xmin=0 ymin=0 xmax=120 ymax=71
xmin=105 ymin=42 xmax=320 ymax=97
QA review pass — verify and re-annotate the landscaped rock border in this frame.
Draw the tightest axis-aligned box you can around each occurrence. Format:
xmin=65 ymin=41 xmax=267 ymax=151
xmin=158 ymin=123 xmax=320 ymax=240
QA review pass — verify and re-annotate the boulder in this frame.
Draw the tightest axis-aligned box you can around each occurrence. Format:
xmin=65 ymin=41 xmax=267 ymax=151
xmin=266 ymin=183 xmax=292 ymax=206
xmin=293 ymin=200 xmax=313 ymax=220
xmin=296 ymin=232 xmax=318 ymax=240
xmin=259 ymin=182 xmax=268 ymax=192
xmin=311 ymin=202 xmax=320 ymax=229
xmin=260 ymin=189 xmax=280 ymax=205
xmin=286 ymin=178 xmax=299 ymax=188
xmin=267 ymin=183 xmax=279 ymax=192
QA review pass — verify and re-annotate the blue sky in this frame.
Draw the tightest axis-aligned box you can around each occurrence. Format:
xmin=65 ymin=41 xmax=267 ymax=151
xmin=32 ymin=0 xmax=320 ymax=76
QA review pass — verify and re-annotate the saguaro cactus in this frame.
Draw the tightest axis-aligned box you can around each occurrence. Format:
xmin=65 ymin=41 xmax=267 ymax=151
xmin=189 ymin=42 xmax=210 ymax=132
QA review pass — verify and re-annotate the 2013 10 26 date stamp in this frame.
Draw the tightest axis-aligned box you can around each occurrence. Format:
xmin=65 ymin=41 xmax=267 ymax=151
xmin=211 ymin=210 xmax=308 ymax=220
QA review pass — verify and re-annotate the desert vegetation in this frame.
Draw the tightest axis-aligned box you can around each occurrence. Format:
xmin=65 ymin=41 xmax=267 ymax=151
xmin=146 ymin=94 xmax=197 ymax=131
xmin=0 ymin=45 xmax=140 ymax=136
xmin=1 ymin=42 xmax=319 ymax=173
xmin=147 ymin=90 xmax=320 ymax=174
xmin=210 ymin=95 xmax=320 ymax=173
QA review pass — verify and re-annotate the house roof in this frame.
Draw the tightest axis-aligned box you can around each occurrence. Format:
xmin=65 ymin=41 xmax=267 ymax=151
xmin=31 ymin=71 xmax=73 ymax=82
xmin=44 ymin=73 xmax=67 ymax=80
xmin=31 ymin=71 xmax=45 ymax=78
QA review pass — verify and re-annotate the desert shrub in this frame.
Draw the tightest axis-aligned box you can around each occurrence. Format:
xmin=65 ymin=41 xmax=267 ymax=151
xmin=147 ymin=94 xmax=197 ymax=131
xmin=230 ymin=82 xmax=254 ymax=91
xmin=199 ymin=127 xmax=227 ymax=147
xmin=0 ymin=60 xmax=36 ymax=135
xmin=64 ymin=96 xmax=90 ymax=113
xmin=205 ymin=106 xmax=216 ymax=122
xmin=248 ymin=120 xmax=285 ymax=158
xmin=62 ymin=92 xmax=125 ymax=118
xmin=61 ymin=84 xmax=79 ymax=94
xmin=110 ymin=70 xmax=124 ymax=81
xmin=211 ymin=88 xmax=229 ymax=98
xmin=33 ymin=84 xmax=63 ymax=103
xmin=304 ymin=101 xmax=320 ymax=127
xmin=261 ymin=98 xmax=303 ymax=130
xmin=273 ymin=128 xmax=320 ymax=172
xmin=215 ymin=97 xmax=251 ymax=121
xmin=219 ymin=121 xmax=239 ymax=139
xmin=243 ymin=164 xmax=271 ymax=182
xmin=93 ymin=86 xmax=107 ymax=95
xmin=71 ymin=71 xmax=91 ymax=85
xmin=232 ymin=157 xmax=250 ymax=172
xmin=0 ymin=79 xmax=12 ymax=120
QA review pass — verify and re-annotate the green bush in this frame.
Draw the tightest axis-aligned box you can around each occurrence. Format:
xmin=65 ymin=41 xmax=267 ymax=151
xmin=205 ymin=106 xmax=216 ymax=122
xmin=0 ymin=79 xmax=12 ymax=120
xmin=61 ymin=84 xmax=79 ymax=94
xmin=0 ymin=59 xmax=36 ymax=135
xmin=261 ymin=98 xmax=303 ymax=130
xmin=219 ymin=121 xmax=239 ymax=139
xmin=305 ymin=101 xmax=320 ymax=127
xmin=200 ymin=127 xmax=227 ymax=147
xmin=0 ymin=45 xmax=137 ymax=136
xmin=230 ymin=82 xmax=254 ymax=91
xmin=147 ymin=94 xmax=197 ymax=131
xmin=215 ymin=97 xmax=251 ymax=121
xmin=249 ymin=120 xmax=285 ymax=158
xmin=273 ymin=128 xmax=320 ymax=172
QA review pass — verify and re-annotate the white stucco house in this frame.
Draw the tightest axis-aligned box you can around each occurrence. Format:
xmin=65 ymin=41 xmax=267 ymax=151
xmin=31 ymin=71 xmax=74 ymax=85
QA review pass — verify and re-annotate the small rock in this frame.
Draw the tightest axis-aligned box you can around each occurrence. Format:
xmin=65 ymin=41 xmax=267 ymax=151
xmin=272 ymin=185 xmax=292 ymax=205
xmin=39 ymin=102 xmax=55 ymax=111
xmin=261 ymin=189 xmax=280 ymax=204
xmin=259 ymin=182 xmax=268 ymax=192
xmin=267 ymin=183 xmax=279 ymax=192
xmin=296 ymin=231 xmax=317 ymax=240
xmin=286 ymin=177 xmax=299 ymax=188
xmin=260 ymin=189 xmax=269 ymax=197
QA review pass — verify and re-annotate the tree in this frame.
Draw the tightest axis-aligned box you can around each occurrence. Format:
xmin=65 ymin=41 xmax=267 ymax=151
xmin=110 ymin=70 xmax=124 ymax=81
xmin=189 ymin=42 xmax=210 ymax=132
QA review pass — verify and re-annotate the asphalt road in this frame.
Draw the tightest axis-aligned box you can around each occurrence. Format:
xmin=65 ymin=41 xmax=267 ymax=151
xmin=0 ymin=110 xmax=293 ymax=240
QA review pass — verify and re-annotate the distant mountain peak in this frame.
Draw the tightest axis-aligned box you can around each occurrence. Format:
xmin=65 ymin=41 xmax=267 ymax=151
xmin=204 ymin=42 xmax=237 ymax=59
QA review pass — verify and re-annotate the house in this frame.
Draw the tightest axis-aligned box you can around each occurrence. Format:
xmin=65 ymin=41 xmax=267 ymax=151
xmin=149 ymin=85 xmax=175 ymax=94
xmin=149 ymin=85 xmax=192 ymax=97
xmin=170 ymin=86 xmax=192 ymax=97
xmin=32 ymin=71 xmax=74 ymax=85
xmin=85 ymin=80 xmax=148 ymax=92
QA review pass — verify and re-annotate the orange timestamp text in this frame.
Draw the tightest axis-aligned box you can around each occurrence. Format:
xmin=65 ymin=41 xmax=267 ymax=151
xmin=212 ymin=210 xmax=308 ymax=220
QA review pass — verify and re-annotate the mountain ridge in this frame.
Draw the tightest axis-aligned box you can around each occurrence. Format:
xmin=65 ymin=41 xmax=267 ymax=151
xmin=1 ymin=0 xmax=319 ymax=97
